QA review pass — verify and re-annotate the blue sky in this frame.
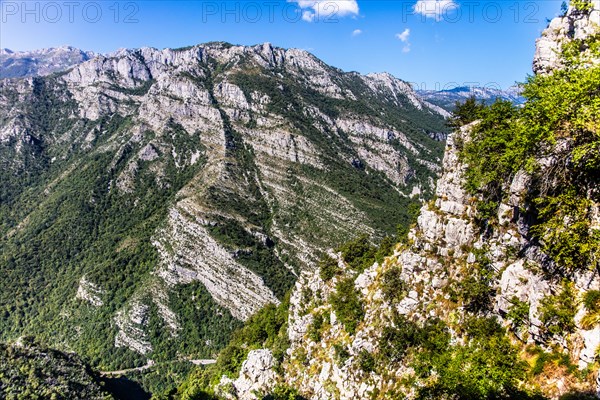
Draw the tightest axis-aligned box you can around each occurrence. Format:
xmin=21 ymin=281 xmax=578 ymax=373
xmin=1 ymin=0 xmax=564 ymax=89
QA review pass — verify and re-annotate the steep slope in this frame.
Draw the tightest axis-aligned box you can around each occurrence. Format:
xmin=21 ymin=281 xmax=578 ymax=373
xmin=0 ymin=46 xmax=95 ymax=78
xmin=208 ymin=3 xmax=600 ymax=400
xmin=0 ymin=338 xmax=116 ymax=399
xmin=0 ymin=42 xmax=447 ymax=370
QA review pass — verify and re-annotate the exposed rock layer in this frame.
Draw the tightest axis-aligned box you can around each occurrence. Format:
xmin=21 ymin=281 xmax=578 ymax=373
xmin=0 ymin=42 xmax=447 ymax=361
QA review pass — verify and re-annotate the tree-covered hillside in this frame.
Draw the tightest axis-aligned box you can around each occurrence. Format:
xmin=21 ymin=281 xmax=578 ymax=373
xmin=0 ymin=42 xmax=448 ymax=378
xmin=0 ymin=338 xmax=115 ymax=399
xmin=169 ymin=2 xmax=600 ymax=399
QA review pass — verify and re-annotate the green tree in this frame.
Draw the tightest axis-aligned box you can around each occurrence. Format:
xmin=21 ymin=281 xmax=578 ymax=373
xmin=447 ymin=96 xmax=485 ymax=130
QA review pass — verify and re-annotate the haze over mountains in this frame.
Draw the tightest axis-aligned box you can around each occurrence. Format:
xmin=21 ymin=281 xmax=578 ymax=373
xmin=418 ymin=85 xmax=526 ymax=111
xmin=0 ymin=46 xmax=95 ymax=79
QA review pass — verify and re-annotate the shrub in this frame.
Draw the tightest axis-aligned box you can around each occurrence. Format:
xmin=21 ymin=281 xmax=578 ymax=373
xmin=506 ymin=297 xmax=530 ymax=330
xmin=581 ymin=290 xmax=600 ymax=329
xmin=357 ymin=349 xmax=376 ymax=373
xmin=527 ymin=345 xmax=578 ymax=377
xmin=450 ymin=252 xmax=496 ymax=312
xmin=319 ymin=254 xmax=339 ymax=281
xmin=476 ymin=200 xmax=499 ymax=222
xmin=330 ymin=277 xmax=364 ymax=334
xmin=333 ymin=343 xmax=350 ymax=366
xmin=379 ymin=317 xmax=421 ymax=364
xmin=460 ymin=99 xmax=521 ymax=198
xmin=375 ymin=235 xmax=396 ymax=263
xmin=380 ymin=266 xmax=407 ymax=303
xmin=378 ymin=315 xmax=527 ymax=399
xmin=447 ymin=96 xmax=485 ymax=130
xmin=583 ymin=290 xmax=600 ymax=312
xmin=416 ymin=317 xmax=528 ymax=399
xmin=532 ymin=190 xmax=600 ymax=272
xmin=337 ymin=235 xmax=377 ymax=272
xmin=307 ymin=312 xmax=324 ymax=342
xmin=539 ymin=280 xmax=578 ymax=336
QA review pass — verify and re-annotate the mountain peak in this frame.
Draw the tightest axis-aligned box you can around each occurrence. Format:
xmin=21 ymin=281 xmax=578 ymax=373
xmin=0 ymin=46 xmax=95 ymax=79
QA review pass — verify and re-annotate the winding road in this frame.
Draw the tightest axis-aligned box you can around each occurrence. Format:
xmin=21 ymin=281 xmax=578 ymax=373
xmin=100 ymin=359 xmax=216 ymax=376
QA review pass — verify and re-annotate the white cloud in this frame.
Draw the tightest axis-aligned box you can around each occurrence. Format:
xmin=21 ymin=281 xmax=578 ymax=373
xmin=290 ymin=0 xmax=360 ymax=22
xmin=395 ymin=28 xmax=410 ymax=42
xmin=413 ymin=0 xmax=458 ymax=21
xmin=395 ymin=29 xmax=411 ymax=53
xmin=302 ymin=10 xmax=316 ymax=22
xmin=352 ymin=29 xmax=363 ymax=36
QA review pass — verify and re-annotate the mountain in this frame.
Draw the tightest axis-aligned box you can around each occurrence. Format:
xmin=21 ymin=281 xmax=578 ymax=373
xmin=0 ymin=46 xmax=95 ymax=79
xmin=0 ymin=42 xmax=448 ymax=373
xmin=418 ymin=85 xmax=525 ymax=111
xmin=192 ymin=3 xmax=600 ymax=399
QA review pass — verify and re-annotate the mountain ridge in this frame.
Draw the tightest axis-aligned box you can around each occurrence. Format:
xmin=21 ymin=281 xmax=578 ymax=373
xmin=0 ymin=40 xmax=448 ymax=372
xmin=198 ymin=3 xmax=600 ymax=399
xmin=417 ymin=85 xmax=526 ymax=112
xmin=0 ymin=46 xmax=96 ymax=78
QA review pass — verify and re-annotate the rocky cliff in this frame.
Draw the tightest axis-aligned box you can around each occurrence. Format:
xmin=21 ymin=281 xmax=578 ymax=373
xmin=218 ymin=3 xmax=600 ymax=399
xmin=272 ymin=124 xmax=599 ymax=399
xmin=533 ymin=0 xmax=600 ymax=74
xmin=0 ymin=42 xmax=447 ymax=368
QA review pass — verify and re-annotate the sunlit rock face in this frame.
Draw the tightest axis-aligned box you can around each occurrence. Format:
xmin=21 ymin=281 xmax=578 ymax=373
xmin=0 ymin=46 xmax=96 ymax=79
xmin=222 ymin=6 xmax=600 ymax=399
xmin=533 ymin=0 xmax=600 ymax=74
xmin=0 ymin=42 xmax=447 ymax=360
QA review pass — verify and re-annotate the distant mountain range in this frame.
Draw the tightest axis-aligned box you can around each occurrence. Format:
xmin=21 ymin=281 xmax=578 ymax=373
xmin=0 ymin=46 xmax=95 ymax=78
xmin=1 ymin=46 xmax=524 ymax=115
xmin=417 ymin=86 xmax=525 ymax=111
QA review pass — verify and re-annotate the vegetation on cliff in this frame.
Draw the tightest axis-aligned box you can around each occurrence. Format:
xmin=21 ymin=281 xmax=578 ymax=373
xmin=455 ymin=17 xmax=600 ymax=275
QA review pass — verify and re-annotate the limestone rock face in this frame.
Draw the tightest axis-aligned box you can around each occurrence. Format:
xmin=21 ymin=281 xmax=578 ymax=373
xmin=154 ymin=205 xmax=279 ymax=321
xmin=226 ymin=10 xmax=600 ymax=395
xmin=218 ymin=350 xmax=278 ymax=400
xmin=75 ymin=276 xmax=104 ymax=307
xmin=0 ymin=42 xmax=447 ymax=362
xmin=533 ymin=1 xmax=600 ymax=74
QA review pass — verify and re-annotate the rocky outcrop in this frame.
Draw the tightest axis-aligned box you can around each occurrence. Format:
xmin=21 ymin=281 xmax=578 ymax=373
xmin=363 ymin=72 xmax=451 ymax=117
xmin=263 ymin=113 xmax=599 ymax=400
xmin=154 ymin=205 xmax=279 ymax=321
xmin=533 ymin=0 xmax=600 ymax=74
xmin=224 ymin=5 xmax=600 ymax=399
xmin=75 ymin=276 xmax=104 ymax=307
xmin=114 ymin=300 xmax=153 ymax=355
xmin=218 ymin=350 xmax=278 ymax=400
